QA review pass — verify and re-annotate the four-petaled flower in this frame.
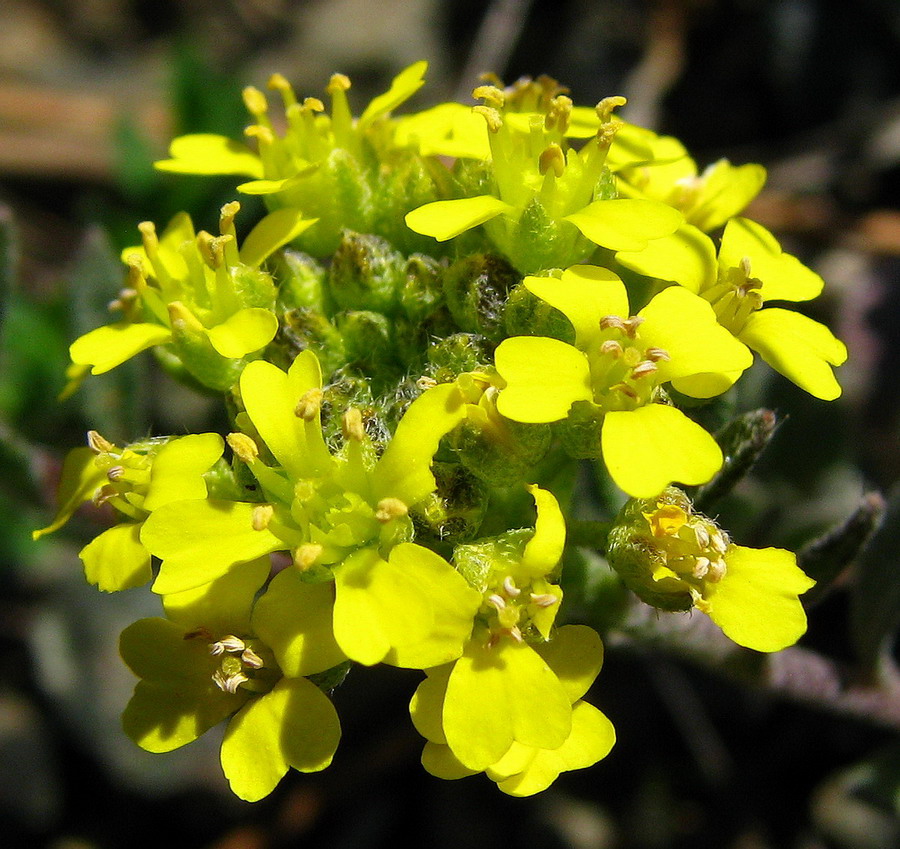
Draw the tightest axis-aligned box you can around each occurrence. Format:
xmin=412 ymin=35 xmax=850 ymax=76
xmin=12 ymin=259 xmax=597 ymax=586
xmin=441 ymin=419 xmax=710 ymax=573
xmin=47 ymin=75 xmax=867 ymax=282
xmin=493 ymin=265 xmax=753 ymax=496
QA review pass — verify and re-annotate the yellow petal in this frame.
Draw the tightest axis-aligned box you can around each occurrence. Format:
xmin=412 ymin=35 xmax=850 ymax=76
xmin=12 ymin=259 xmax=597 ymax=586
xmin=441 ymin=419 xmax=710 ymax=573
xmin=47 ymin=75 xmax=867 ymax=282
xmin=155 ymin=134 xmax=264 ymax=178
xmin=689 ymin=162 xmax=766 ymax=232
xmin=405 ymin=196 xmax=512 ymax=241
xmin=142 ymin=433 xmax=224 ymax=511
xmin=32 ymin=446 xmax=106 ymax=539
xmin=221 ymin=678 xmax=340 ymax=802
xmin=358 ymin=61 xmax=428 ymax=129
xmin=69 ymin=322 xmax=172 ymax=374
xmin=616 ymin=224 xmax=717 ymax=293
xmin=533 ymin=624 xmax=604 ymax=703
xmin=564 ymin=199 xmax=682 ymax=252
xmin=739 ymin=308 xmax=847 ymax=400
xmin=442 ymin=639 xmax=571 ymax=771
xmin=520 ymin=485 xmax=566 ymax=578
xmin=80 ymin=523 xmax=151 ymax=592
xmin=602 ymin=405 xmax=723 ymax=497
xmin=719 ymin=218 xmax=824 ymax=302
xmin=703 ymin=545 xmax=815 ymax=652
xmin=421 ymin=741 xmax=477 ymax=779
xmin=239 ymin=209 xmax=319 ymax=267
xmin=409 ymin=664 xmax=453 ymax=744
xmin=495 ymin=337 xmax=592 ymax=423
xmin=524 ymin=266 xmax=628 ymax=350
xmin=206 ymin=308 xmax=279 ymax=358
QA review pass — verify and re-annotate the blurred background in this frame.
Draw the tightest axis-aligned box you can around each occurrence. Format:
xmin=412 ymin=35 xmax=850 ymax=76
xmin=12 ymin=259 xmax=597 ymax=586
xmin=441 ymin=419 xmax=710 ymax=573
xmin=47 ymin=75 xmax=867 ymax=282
xmin=1 ymin=1 xmax=899 ymax=847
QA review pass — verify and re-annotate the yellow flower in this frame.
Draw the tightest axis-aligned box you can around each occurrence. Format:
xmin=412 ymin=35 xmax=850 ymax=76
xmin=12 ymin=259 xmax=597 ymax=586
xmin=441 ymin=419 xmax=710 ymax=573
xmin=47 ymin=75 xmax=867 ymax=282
xmin=120 ymin=560 xmax=342 ymax=801
xmin=408 ymin=487 xmax=615 ymax=793
xmin=404 ymin=83 xmax=681 ymax=273
xmin=155 ymin=63 xmax=436 ymax=255
xmin=616 ymin=216 xmax=847 ymax=399
xmin=140 ymin=350 xmax=482 ymax=670
xmin=33 ymin=431 xmax=224 ymax=591
xmin=66 ymin=202 xmax=314 ymax=393
xmin=607 ymin=487 xmax=816 ymax=652
xmin=493 ymin=265 xmax=752 ymax=496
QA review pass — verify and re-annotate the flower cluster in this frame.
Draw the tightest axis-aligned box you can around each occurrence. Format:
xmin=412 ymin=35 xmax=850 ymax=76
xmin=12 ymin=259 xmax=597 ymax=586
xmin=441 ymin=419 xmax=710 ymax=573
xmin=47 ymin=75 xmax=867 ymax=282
xmin=36 ymin=62 xmax=838 ymax=800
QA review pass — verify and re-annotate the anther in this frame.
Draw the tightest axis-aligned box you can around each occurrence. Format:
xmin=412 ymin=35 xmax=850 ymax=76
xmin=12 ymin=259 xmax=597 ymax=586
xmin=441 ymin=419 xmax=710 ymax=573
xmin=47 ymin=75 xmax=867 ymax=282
xmin=106 ymin=466 xmax=125 ymax=482
xmin=252 ymin=505 xmax=274 ymax=531
xmin=294 ymin=388 xmax=324 ymax=420
xmin=416 ymin=376 xmax=438 ymax=391
xmin=695 ymin=525 xmax=710 ymax=549
xmin=213 ymin=669 xmax=249 ymax=694
xmin=502 ymin=576 xmax=521 ymax=598
xmin=692 ymin=557 xmax=710 ymax=579
xmin=623 ymin=316 xmax=645 ymax=338
xmin=241 ymin=647 xmax=265 ymax=669
xmin=487 ymin=593 xmax=507 ymax=611
xmin=210 ymin=635 xmax=246 ymax=655
xmin=375 ymin=497 xmax=409 ymax=523
xmin=600 ymin=340 xmax=624 ymax=358
xmin=472 ymin=85 xmax=505 ymax=109
xmin=227 ymin=432 xmax=259 ymax=463
xmin=302 ymin=96 xmax=325 ymax=113
xmin=596 ymin=95 xmax=627 ymax=125
xmin=610 ymin=382 xmax=639 ymax=400
xmin=242 ymin=86 xmax=269 ymax=117
xmin=631 ymin=361 xmax=658 ymax=380
xmin=473 ymin=105 xmax=503 ymax=133
xmin=87 ymin=430 xmax=116 ymax=454
xmin=294 ymin=543 xmax=323 ymax=571
xmin=645 ymin=347 xmax=671 ymax=362
xmin=707 ymin=559 xmax=726 ymax=583
xmin=342 ymin=408 xmax=365 ymax=442
xmin=327 ymin=73 xmax=351 ymax=95
xmin=529 ymin=592 xmax=559 ymax=608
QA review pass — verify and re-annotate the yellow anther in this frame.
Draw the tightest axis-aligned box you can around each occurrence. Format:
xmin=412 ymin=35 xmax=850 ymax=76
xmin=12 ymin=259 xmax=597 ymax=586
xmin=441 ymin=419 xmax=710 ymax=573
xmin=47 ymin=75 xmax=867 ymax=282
xmin=252 ymin=504 xmax=274 ymax=531
xmin=106 ymin=465 xmax=125 ymax=482
xmin=600 ymin=315 xmax=626 ymax=332
xmin=294 ymin=388 xmax=324 ymax=420
xmin=645 ymin=347 xmax=671 ymax=362
xmin=487 ymin=593 xmax=507 ymax=611
xmin=242 ymin=86 xmax=269 ymax=117
xmin=220 ymin=201 xmax=241 ymax=232
xmin=707 ymin=559 xmax=727 ymax=582
xmin=473 ymin=105 xmax=503 ymax=133
xmin=416 ymin=376 xmax=438 ymax=391
xmin=623 ymin=316 xmax=645 ymax=337
xmin=213 ymin=668 xmax=249 ymax=694
xmin=267 ymin=73 xmax=292 ymax=94
xmin=546 ymin=95 xmax=572 ymax=132
xmin=227 ymin=432 xmax=259 ymax=463
xmin=327 ymin=73 xmax=351 ymax=94
xmin=294 ymin=543 xmax=323 ymax=571
xmin=539 ymin=144 xmax=566 ymax=178
xmin=342 ymin=407 xmax=365 ymax=442
xmin=138 ymin=220 xmax=158 ymax=254
xmin=302 ymin=96 xmax=325 ymax=113
xmin=375 ymin=497 xmax=409 ymax=523
xmin=692 ymin=556 xmax=711 ymax=579
xmin=600 ymin=340 xmax=624 ymax=358
xmin=596 ymin=95 xmax=627 ymax=124
xmin=87 ymin=430 xmax=116 ymax=454
xmin=472 ymin=85 xmax=505 ymax=109
xmin=245 ymin=124 xmax=275 ymax=145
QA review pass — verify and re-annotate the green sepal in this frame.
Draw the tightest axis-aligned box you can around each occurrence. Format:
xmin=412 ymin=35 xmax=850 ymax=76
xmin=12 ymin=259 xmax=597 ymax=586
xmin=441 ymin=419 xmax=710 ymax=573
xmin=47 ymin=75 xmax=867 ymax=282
xmin=442 ymin=254 xmax=519 ymax=342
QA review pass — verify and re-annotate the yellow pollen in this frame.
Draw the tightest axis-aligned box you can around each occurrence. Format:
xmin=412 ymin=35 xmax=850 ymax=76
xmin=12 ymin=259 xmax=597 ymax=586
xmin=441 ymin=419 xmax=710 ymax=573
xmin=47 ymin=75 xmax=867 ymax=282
xmin=342 ymin=408 xmax=365 ymax=442
xmin=375 ymin=497 xmax=409 ymax=523
xmin=294 ymin=543 xmax=323 ymax=571
xmin=252 ymin=504 xmax=274 ymax=531
xmin=227 ymin=432 xmax=259 ymax=463
xmin=294 ymin=388 xmax=324 ymax=420
xmin=327 ymin=73 xmax=351 ymax=94
xmin=242 ymin=86 xmax=269 ymax=117
xmin=473 ymin=105 xmax=503 ymax=133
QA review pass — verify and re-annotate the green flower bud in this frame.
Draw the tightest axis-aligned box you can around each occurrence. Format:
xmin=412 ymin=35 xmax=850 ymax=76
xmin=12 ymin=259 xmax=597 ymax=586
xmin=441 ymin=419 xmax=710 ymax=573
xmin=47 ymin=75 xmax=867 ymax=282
xmin=606 ymin=486 xmax=729 ymax=612
xmin=328 ymin=231 xmax=406 ymax=314
xmin=411 ymin=462 xmax=488 ymax=547
xmin=336 ymin=310 xmax=395 ymax=374
xmin=279 ymin=307 xmax=346 ymax=378
xmin=426 ymin=333 xmax=493 ymax=383
xmin=167 ymin=302 xmax=245 ymax=392
xmin=452 ymin=416 xmax=551 ymax=488
xmin=275 ymin=250 xmax=328 ymax=313
xmin=504 ymin=279 xmax=576 ymax=342
xmin=442 ymin=254 xmax=519 ymax=342
xmin=556 ymin=400 xmax=604 ymax=459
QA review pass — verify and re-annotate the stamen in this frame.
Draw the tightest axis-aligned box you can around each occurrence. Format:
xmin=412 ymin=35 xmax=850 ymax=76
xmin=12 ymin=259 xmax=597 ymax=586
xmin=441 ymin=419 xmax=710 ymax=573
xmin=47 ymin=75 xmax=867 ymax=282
xmin=213 ymin=669 xmax=249 ymax=694
xmin=210 ymin=635 xmax=246 ymax=655
xmin=507 ymin=626 xmax=524 ymax=643
xmin=87 ymin=430 xmax=115 ymax=454
xmin=692 ymin=556 xmax=710 ymax=579
xmin=227 ymin=432 xmax=259 ymax=463
xmin=183 ymin=627 xmax=213 ymax=642
xmin=529 ymin=592 xmax=559 ymax=608
xmin=623 ymin=316 xmax=645 ymax=338
xmin=600 ymin=340 xmax=624 ymax=358
xmin=241 ymin=647 xmax=265 ymax=669
xmin=416 ymin=376 xmax=438 ymax=391
xmin=473 ymin=105 xmax=502 ymax=133
xmin=242 ymin=86 xmax=269 ymax=118
xmin=472 ymin=85 xmax=505 ymax=109
xmin=596 ymin=95 xmax=627 ymax=124
xmin=610 ymin=382 xmax=639 ymax=400
xmin=295 ymin=388 xmax=324 ymax=420
xmin=645 ymin=347 xmax=671 ymax=362
xmin=707 ymin=559 xmax=726 ymax=582
xmin=600 ymin=315 xmax=626 ymax=332
xmin=487 ymin=593 xmax=506 ymax=610
xmin=342 ymin=408 xmax=365 ymax=442
xmin=502 ymin=576 xmax=521 ymax=598
xmin=375 ymin=497 xmax=409 ymax=523
xmin=327 ymin=73 xmax=351 ymax=95
xmin=294 ymin=543 xmax=323 ymax=571
xmin=631 ymin=361 xmax=658 ymax=380
xmin=539 ymin=144 xmax=566 ymax=177
xmin=252 ymin=504 xmax=274 ymax=531
xmin=695 ymin=525 xmax=710 ymax=549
